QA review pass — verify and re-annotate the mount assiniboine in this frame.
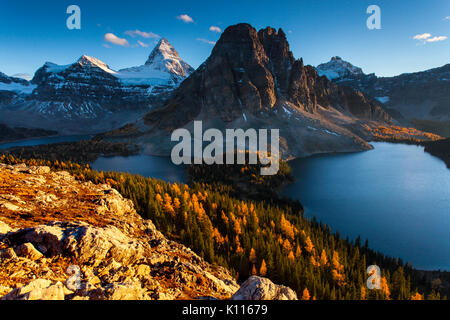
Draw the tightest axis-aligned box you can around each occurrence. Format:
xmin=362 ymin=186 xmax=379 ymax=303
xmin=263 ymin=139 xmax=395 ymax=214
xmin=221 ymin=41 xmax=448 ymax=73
xmin=107 ymin=23 xmax=393 ymax=159
xmin=0 ymin=38 xmax=193 ymax=135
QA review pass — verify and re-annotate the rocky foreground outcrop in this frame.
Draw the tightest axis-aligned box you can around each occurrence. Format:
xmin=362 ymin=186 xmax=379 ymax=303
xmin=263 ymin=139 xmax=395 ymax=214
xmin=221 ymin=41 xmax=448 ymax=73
xmin=0 ymin=163 xmax=296 ymax=300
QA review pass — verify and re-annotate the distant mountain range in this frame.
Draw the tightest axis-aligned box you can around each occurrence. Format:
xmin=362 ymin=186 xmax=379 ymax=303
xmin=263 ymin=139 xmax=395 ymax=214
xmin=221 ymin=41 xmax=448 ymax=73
xmin=0 ymin=38 xmax=193 ymax=134
xmin=0 ymin=25 xmax=448 ymax=150
xmin=317 ymin=57 xmax=450 ymax=136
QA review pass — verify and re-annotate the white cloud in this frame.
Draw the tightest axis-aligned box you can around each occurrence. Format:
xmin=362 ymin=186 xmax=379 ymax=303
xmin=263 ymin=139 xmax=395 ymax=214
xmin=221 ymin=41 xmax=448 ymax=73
xmin=104 ymin=33 xmax=129 ymax=47
xmin=124 ymin=30 xmax=160 ymax=39
xmin=426 ymin=36 xmax=448 ymax=42
xmin=177 ymin=14 xmax=194 ymax=23
xmin=137 ymin=40 xmax=149 ymax=48
xmin=413 ymin=33 xmax=431 ymax=40
xmin=102 ymin=43 xmax=111 ymax=48
xmin=209 ymin=26 xmax=221 ymax=33
xmin=197 ymin=38 xmax=216 ymax=45
xmin=412 ymin=33 xmax=447 ymax=44
xmin=444 ymin=16 xmax=450 ymax=20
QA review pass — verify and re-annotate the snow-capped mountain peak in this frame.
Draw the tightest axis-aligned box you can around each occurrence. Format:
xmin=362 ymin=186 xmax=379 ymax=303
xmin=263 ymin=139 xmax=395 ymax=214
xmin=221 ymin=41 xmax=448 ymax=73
xmin=146 ymin=38 xmax=179 ymax=64
xmin=316 ymin=56 xmax=364 ymax=81
xmin=0 ymin=39 xmax=195 ymax=121
xmin=117 ymin=38 xmax=194 ymax=85
xmin=12 ymin=73 xmax=33 ymax=81
xmin=37 ymin=56 xmax=117 ymax=76
xmin=77 ymin=55 xmax=117 ymax=75
xmin=144 ymin=38 xmax=194 ymax=78
xmin=0 ymin=71 xmax=36 ymax=94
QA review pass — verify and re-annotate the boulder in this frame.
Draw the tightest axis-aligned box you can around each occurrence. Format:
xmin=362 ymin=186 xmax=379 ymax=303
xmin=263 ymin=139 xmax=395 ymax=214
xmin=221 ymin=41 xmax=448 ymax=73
xmin=30 ymin=166 xmax=51 ymax=175
xmin=94 ymin=193 xmax=135 ymax=216
xmin=103 ymin=282 xmax=149 ymax=300
xmin=0 ymin=220 xmax=12 ymax=235
xmin=0 ymin=247 xmax=17 ymax=260
xmin=0 ymin=202 xmax=21 ymax=211
xmin=231 ymin=276 xmax=298 ymax=300
xmin=14 ymin=243 xmax=44 ymax=260
xmin=1 ymin=279 xmax=64 ymax=300
xmin=6 ymin=222 xmax=146 ymax=266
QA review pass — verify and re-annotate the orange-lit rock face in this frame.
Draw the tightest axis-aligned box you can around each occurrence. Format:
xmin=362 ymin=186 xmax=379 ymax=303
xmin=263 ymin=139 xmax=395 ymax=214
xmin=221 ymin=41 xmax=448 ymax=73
xmin=0 ymin=163 xmax=239 ymax=300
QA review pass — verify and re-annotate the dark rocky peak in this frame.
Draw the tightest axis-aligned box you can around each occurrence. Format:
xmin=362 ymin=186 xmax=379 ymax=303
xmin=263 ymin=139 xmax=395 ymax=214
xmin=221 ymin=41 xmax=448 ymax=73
xmin=203 ymin=23 xmax=277 ymax=114
xmin=211 ymin=23 xmax=268 ymax=65
xmin=257 ymin=27 xmax=293 ymax=63
xmin=257 ymin=27 xmax=295 ymax=93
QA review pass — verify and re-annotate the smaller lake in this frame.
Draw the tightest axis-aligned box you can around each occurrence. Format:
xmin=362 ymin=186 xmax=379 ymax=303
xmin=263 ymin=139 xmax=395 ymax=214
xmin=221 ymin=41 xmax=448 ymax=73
xmin=0 ymin=135 xmax=92 ymax=150
xmin=92 ymin=155 xmax=187 ymax=183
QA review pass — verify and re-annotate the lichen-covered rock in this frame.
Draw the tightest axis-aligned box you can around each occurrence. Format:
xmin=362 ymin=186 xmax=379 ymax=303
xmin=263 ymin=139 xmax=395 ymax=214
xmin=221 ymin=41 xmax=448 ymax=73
xmin=231 ymin=276 xmax=298 ymax=300
xmin=103 ymin=282 xmax=150 ymax=300
xmin=0 ymin=164 xmax=240 ymax=300
xmin=8 ymin=222 xmax=146 ymax=265
xmin=1 ymin=279 xmax=64 ymax=300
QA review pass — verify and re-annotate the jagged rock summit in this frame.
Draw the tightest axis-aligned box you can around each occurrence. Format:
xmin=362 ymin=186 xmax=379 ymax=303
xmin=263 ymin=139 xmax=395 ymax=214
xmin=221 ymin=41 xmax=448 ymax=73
xmin=0 ymin=163 xmax=295 ymax=300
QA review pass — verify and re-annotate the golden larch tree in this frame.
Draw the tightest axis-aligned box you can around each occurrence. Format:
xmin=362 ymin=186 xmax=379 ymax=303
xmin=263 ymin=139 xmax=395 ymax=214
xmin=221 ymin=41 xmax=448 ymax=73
xmin=259 ymin=259 xmax=267 ymax=276
xmin=301 ymin=288 xmax=311 ymax=300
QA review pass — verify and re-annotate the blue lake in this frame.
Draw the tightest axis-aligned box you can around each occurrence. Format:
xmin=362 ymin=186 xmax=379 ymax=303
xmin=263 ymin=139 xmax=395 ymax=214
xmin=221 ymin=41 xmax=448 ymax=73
xmin=92 ymin=143 xmax=450 ymax=270
xmin=3 ymin=135 xmax=449 ymax=270
xmin=92 ymin=155 xmax=187 ymax=183
xmin=0 ymin=135 xmax=92 ymax=149
xmin=282 ymin=142 xmax=450 ymax=271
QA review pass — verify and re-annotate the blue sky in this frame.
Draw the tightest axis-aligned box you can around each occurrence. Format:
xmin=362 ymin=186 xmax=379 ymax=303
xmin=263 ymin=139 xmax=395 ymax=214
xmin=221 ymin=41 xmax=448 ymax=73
xmin=0 ymin=0 xmax=449 ymax=78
